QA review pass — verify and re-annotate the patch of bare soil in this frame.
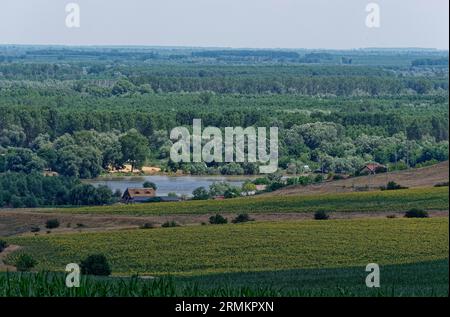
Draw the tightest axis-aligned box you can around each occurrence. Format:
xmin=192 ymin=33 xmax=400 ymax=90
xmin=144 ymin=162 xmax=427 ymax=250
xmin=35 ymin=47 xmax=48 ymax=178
xmin=0 ymin=210 xmax=447 ymax=237
xmin=0 ymin=245 xmax=20 ymax=272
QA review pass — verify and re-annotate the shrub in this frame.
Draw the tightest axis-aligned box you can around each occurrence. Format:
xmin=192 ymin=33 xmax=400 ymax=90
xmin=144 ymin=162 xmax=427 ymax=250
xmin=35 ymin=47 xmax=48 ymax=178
xmin=143 ymin=181 xmax=157 ymax=190
xmin=386 ymin=214 xmax=397 ymax=219
xmin=253 ymin=177 xmax=270 ymax=185
xmin=209 ymin=214 xmax=228 ymax=225
xmin=45 ymin=219 xmax=60 ymax=229
xmin=80 ymin=254 xmax=112 ymax=276
xmin=161 ymin=221 xmax=180 ymax=228
xmin=267 ymin=182 xmax=285 ymax=192
xmin=30 ymin=226 xmax=40 ymax=233
xmin=192 ymin=187 xmax=210 ymax=200
xmin=298 ymin=176 xmax=314 ymax=186
xmin=140 ymin=222 xmax=155 ymax=229
xmin=314 ymin=174 xmax=324 ymax=183
xmin=232 ymin=214 xmax=254 ymax=224
xmin=314 ymin=211 xmax=330 ymax=220
xmin=405 ymin=208 xmax=429 ymax=218
xmin=286 ymin=178 xmax=298 ymax=186
xmin=381 ymin=181 xmax=408 ymax=191
xmin=224 ymin=187 xmax=241 ymax=199
xmin=434 ymin=182 xmax=449 ymax=187
xmin=386 ymin=181 xmax=402 ymax=190
xmin=0 ymin=240 xmax=8 ymax=253
xmin=15 ymin=254 xmax=37 ymax=272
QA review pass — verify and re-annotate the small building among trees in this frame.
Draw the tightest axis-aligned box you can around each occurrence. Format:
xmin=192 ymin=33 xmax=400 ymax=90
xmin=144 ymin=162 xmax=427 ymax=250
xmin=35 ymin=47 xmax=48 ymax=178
xmin=121 ymin=188 xmax=156 ymax=203
xmin=359 ymin=163 xmax=387 ymax=175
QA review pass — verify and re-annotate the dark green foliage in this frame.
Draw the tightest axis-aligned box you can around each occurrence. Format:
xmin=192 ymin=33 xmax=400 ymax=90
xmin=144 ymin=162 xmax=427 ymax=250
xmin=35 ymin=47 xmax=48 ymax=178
xmin=253 ymin=178 xmax=270 ymax=185
xmin=209 ymin=214 xmax=228 ymax=225
xmin=404 ymin=208 xmax=429 ymax=218
xmin=412 ymin=58 xmax=448 ymax=67
xmin=119 ymin=129 xmax=150 ymax=171
xmin=161 ymin=221 xmax=180 ymax=228
xmin=314 ymin=211 xmax=330 ymax=220
xmin=220 ymin=163 xmax=244 ymax=175
xmin=0 ymin=47 xmax=448 ymax=179
xmin=0 ymin=240 xmax=8 ymax=253
xmin=192 ymin=187 xmax=210 ymax=200
xmin=232 ymin=214 xmax=254 ymax=224
xmin=268 ymin=182 xmax=285 ymax=192
xmin=112 ymin=79 xmax=135 ymax=96
xmin=45 ymin=219 xmax=60 ymax=229
xmin=381 ymin=181 xmax=408 ymax=191
xmin=143 ymin=181 xmax=157 ymax=190
xmin=3 ymin=148 xmax=45 ymax=173
xmin=15 ymin=254 xmax=37 ymax=272
xmin=314 ymin=174 xmax=324 ymax=183
xmin=140 ymin=223 xmax=155 ymax=229
xmin=224 ymin=187 xmax=241 ymax=199
xmin=69 ymin=184 xmax=113 ymax=206
xmin=0 ymin=172 xmax=114 ymax=207
xmin=80 ymin=254 xmax=112 ymax=276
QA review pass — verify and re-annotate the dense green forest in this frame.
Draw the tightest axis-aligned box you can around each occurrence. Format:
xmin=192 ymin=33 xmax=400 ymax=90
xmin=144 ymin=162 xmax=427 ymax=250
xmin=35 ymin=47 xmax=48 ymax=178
xmin=0 ymin=46 xmax=448 ymax=206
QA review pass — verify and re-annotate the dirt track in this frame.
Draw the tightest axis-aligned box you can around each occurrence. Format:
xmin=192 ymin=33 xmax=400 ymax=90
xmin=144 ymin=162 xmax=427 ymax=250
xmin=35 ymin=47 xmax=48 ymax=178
xmin=0 ymin=245 xmax=20 ymax=271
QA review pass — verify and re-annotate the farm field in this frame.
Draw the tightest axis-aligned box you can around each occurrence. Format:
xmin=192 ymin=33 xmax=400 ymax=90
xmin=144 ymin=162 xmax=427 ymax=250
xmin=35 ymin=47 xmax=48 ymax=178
xmin=9 ymin=186 xmax=447 ymax=216
xmin=1 ymin=259 xmax=448 ymax=297
xmin=0 ymin=42 xmax=448 ymax=300
xmin=5 ymin=218 xmax=448 ymax=275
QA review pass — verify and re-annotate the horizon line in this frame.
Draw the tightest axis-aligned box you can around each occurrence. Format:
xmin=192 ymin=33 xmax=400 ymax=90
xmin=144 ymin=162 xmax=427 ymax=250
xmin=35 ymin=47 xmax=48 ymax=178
xmin=0 ymin=43 xmax=448 ymax=52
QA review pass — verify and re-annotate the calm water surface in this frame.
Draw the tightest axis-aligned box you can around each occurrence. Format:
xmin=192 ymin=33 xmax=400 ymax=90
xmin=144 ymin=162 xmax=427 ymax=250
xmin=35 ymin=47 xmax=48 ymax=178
xmin=86 ymin=175 xmax=253 ymax=196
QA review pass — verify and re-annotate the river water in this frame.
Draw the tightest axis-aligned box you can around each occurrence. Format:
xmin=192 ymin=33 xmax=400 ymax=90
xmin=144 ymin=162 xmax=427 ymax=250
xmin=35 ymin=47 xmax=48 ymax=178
xmin=86 ymin=175 xmax=252 ymax=196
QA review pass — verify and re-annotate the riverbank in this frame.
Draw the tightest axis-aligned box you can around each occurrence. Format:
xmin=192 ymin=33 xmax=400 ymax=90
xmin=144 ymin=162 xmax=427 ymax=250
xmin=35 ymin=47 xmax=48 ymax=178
xmin=85 ymin=174 xmax=253 ymax=197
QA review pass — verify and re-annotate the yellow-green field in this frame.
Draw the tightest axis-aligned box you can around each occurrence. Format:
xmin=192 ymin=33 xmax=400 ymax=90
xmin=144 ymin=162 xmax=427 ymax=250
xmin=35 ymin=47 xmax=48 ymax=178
xmin=27 ymin=187 xmax=449 ymax=216
xmin=6 ymin=217 xmax=449 ymax=276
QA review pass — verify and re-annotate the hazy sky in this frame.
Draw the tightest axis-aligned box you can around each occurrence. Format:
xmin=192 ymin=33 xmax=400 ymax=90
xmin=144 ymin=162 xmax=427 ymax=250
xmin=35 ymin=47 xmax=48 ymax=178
xmin=0 ymin=0 xmax=448 ymax=49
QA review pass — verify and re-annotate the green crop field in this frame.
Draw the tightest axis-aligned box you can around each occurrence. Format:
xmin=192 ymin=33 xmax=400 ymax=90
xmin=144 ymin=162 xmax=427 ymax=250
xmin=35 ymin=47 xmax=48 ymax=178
xmin=1 ymin=260 xmax=448 ymax=296
xmin=27 ymin=187 xmax=449 ymax=216
xmin=6 ymin=218 xmax=448 ymax=276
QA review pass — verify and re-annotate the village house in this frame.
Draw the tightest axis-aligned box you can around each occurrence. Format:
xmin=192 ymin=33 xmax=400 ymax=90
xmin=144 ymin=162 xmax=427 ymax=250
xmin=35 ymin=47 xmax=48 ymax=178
xmin=121 ymin=188 xmax=181 ymax=203
xmin=359 ymin=163 xmax=387 ymax=175
xmin=121 ymin=188 xmax=156 ymax=203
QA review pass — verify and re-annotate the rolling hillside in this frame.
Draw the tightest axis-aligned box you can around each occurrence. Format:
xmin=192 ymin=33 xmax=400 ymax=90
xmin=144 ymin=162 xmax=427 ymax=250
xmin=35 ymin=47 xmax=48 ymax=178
xmin=267 ymin=161 xmax=449 ymax=196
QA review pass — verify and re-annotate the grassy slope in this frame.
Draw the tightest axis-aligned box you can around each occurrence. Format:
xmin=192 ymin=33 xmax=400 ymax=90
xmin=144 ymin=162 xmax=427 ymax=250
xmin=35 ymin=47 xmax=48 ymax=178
xmin=267 ymin=161 xmax=449 ymax=196
xmin=19 ymin=186 xmax=449 ymax=216
xmin=1 ymin=260 xmax=448 ymax=296
xmin=6 ymin=218 xmax=449 ymax=275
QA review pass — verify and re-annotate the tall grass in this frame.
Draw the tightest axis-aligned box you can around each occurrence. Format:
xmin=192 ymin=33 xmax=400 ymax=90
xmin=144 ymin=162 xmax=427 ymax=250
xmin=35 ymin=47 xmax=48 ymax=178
xmin=1 ymin=259 xmax=448 ymax=297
